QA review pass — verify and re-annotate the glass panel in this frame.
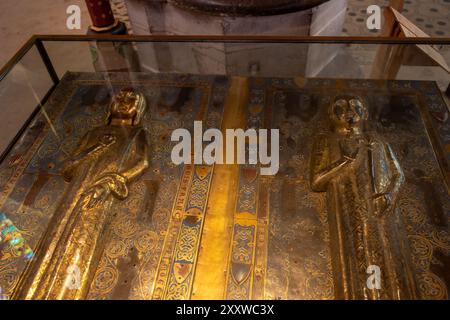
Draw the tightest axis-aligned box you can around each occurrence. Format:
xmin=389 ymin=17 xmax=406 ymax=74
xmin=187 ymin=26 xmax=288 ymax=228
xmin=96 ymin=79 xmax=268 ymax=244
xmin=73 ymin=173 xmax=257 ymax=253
xmin=42 ymin=40 xmax=450 ymax=82
xmin=0 ymin=45 xmax=53 ymax=156
xmin=43 ymin=41 xmax=95 ymax=78
xmin=0 ymin=38 xmax=449 ymax=300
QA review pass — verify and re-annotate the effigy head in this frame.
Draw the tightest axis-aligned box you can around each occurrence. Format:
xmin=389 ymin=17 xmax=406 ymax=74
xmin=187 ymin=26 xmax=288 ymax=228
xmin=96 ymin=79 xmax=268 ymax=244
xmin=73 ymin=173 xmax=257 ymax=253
xmin=328 ymin=95 xmax=368 ymax=131
xmin=108 ymin=88 xmax=147 ymax=125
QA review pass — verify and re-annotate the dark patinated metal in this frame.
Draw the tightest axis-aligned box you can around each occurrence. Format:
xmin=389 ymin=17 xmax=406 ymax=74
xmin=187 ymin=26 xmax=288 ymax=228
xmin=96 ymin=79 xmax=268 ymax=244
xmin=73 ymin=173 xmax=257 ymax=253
xmin=169 ymin=0 xmax=329 ymax=16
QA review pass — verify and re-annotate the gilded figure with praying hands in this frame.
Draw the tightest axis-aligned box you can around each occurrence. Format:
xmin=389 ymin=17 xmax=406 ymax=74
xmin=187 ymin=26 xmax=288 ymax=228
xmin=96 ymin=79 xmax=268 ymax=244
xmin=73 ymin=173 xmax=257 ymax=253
xmin=13 ymin=88 xmax=150 ymax=300
xmin=310 ymin=95 xmax=418 ymax=300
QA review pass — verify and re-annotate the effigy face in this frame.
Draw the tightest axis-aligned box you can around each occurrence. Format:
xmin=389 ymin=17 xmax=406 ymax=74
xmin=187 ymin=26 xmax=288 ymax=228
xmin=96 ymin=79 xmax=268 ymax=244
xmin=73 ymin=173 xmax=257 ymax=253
xmin=0 ymin=73 xmax=448 ymax=300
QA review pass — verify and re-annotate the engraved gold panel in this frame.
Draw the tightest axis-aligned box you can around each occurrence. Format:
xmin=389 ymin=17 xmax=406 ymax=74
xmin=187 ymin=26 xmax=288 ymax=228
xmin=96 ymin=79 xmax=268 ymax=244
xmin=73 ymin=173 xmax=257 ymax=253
xmin=0 ymin=74 xmax=449 ymax=300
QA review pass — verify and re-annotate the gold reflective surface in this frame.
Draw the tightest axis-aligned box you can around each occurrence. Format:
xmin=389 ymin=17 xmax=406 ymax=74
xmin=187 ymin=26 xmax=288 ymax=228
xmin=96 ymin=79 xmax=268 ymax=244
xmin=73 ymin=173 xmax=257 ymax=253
xmin=310 ymin=95 xmax=416 ymax=299
xmin=0 ymin=73 xmax=448 ymax=300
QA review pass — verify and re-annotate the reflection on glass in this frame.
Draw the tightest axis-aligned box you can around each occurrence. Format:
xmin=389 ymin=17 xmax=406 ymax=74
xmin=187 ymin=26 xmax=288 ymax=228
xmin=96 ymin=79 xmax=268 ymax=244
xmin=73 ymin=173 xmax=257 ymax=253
xmin=0 ymin=213 xmax=34 ymax=260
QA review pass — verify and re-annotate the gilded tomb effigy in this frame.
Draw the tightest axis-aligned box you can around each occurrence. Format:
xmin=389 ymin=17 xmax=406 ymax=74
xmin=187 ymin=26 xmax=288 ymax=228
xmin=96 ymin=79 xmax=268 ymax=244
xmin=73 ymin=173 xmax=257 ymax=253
xmin=0 ymin=73 xmax=448 ymax=300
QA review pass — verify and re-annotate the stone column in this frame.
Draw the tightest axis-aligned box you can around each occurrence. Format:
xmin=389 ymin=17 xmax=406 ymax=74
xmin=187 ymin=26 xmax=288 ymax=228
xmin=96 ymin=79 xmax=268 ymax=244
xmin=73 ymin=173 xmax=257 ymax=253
xmin=84 ymin=0 xmax=141 ymax=72
xmin=85 ymin=0 xmax=126 ymax=34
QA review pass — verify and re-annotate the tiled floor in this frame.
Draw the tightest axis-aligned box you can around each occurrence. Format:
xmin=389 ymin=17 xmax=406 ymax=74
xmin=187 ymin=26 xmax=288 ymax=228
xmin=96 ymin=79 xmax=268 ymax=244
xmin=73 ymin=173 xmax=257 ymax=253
xmin=341 ymin=0 xmax=450 ymax=76
xmin=343 ymin=0 xmax=450 ymax=37
xmin=0 ymin=0 xmax=91 ymax=69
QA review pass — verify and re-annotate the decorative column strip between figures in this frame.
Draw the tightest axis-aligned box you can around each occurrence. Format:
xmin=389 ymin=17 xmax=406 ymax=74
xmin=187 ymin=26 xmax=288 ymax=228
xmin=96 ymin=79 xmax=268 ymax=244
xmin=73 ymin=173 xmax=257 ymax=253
xmin=152 ymin=164 xmax=195 ymax=300
xmin=192 ymin=77 xmax=249 ymax=299
xmin=163 ymin=164 xmax=214 ymax=300
xmin=224 ymin=78 xmax=269 ymax=300
xmin=252 ymin=79 xmax=274 ymax=300
xmin=253 ymin=177 xmax=270 ymax=299
xmin=152 ymin=76 xmax=229 ymax=300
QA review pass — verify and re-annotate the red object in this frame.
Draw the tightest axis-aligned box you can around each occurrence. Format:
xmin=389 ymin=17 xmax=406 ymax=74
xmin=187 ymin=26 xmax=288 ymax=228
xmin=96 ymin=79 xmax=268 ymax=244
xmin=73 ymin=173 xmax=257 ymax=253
xmin=85 ymin=0 xmax=115 ymax=28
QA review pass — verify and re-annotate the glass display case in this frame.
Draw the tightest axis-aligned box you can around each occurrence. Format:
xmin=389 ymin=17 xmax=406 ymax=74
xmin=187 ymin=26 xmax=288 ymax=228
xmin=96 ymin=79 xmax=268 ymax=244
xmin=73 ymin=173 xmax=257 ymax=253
xmin=0 ymin=35 xmax=449 ymax=300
